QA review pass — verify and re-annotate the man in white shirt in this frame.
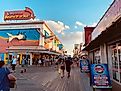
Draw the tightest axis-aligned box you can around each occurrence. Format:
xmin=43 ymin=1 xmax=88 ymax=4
xmin=11 ymin=56 xmax=17 ymax=72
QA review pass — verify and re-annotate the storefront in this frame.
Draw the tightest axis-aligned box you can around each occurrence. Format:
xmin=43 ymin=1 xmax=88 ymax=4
xmin=0 ymin=21 xmax=63 ymax=65
xmin=83 ymin=0 xmax=121 ymax=90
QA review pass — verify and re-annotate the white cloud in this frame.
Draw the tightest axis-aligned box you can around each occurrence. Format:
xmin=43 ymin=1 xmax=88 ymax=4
xmin=65 ymin=25 xmax=70 ymax=29
xmin=74 ymin=26 xmax=78 ymax=29
xmin=61 ymin=32 xmax=65 ymax=35
xmin=75 ymin=21 xmax=97 ymax=28
xmin=60 ymin=31 xmax=84 ymax=56
xmin=75 ymin=21 xmax=86 ymax=27
xmin=90 ymin=22 xmax=97 ymax=27
xmin=45 ymin=20 xmax=70 ymax=34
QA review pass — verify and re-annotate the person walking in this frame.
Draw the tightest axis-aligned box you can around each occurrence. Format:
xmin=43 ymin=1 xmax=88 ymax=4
xmin=11 ymin=56 xmax=17 ymax=72
xmin=21 ymin=56 xmax=27 ymax=73
xmin=0 ymin=61 xmax=16 ymax=91
xmin=60 ymin=58 xmax=65 ymax=78
xmin=65 ymin=57 xmax=73 ymax=78
xmin=38 ymin=58 xmax=42 ymax=66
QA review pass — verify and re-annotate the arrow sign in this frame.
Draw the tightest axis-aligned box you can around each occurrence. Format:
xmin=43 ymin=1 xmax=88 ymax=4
xmin=4 ymin=7 xmax=35 ymax=21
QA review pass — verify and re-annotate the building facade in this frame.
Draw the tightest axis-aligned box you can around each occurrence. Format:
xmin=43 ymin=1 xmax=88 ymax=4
xmin=83 ymin=0 xmax=121 ymax=90
xmin=0 ymin=21 xmax=63 ymax=65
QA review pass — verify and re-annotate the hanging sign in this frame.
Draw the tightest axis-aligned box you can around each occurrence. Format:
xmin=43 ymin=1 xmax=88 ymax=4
xmin=4 ymin=7 xmax=35 ymax=21
xmin=90 ymin=64 xmax=112 ymax=88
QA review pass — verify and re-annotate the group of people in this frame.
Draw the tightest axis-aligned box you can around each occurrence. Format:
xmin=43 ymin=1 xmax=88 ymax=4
xmin=10 ymin=56 xmax=28 ymax=73
xmin=57 ymin=54 xmax=89 ymax=78
xmin=56 ymin=56 xmax=73 ymax=78
xmin=33 ymin=56 xmax=54 ymax=67
xmin=0 ymin=53 xmax=89 ymax=91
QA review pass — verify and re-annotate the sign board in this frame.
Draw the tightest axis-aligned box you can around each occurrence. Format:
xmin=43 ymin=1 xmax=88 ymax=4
xmin=80 ymin=59 xmax=90 ymax=73
xmin=90 ymin=64 xmax=112 ymax=88
xmin=4 ymin=7 xmax=35 ymax=21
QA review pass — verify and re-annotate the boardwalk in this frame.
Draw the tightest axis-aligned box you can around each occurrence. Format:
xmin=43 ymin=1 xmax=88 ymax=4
xmin=43 ymin=67 xmax=92 ymax=91
xmin=10 ymin=65 xmax=111 ymax=91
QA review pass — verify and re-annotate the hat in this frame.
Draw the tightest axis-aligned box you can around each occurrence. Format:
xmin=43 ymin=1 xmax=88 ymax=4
xmin=81 ymin=53 xmax=87 ymax=56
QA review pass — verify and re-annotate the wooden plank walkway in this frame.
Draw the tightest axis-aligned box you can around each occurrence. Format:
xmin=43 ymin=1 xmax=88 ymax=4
xmin=10 ymin=65 xmax=112 ymax=91
xmin=43 ymin=67 xmax=93 ymax=91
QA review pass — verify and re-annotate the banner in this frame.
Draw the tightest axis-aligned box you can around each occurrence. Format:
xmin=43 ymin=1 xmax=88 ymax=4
xmin=90 ymin=64 xmax=112 ymax=88
xmin=80 ymin=59 xmax=90 ymax=73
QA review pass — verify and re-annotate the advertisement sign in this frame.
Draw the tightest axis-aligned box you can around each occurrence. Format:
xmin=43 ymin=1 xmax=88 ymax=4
xmin=80 ymin=59 xmax=90 ymax=73
xmin=4 ymin=7 xmax=35 ymax=21
xmin=90 ymin=64 xmax=112 ymax=88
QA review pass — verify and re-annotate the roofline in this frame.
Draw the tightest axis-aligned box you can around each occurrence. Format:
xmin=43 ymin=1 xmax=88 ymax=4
xmin=94 ymin=0 xmax=115 ymax=29
xmin=0 ymin=20 xmax=63 ymax=45
xmin=0 ymin=21 xmax=45 ymax=25
xmin=43 ymin=21 xmax=63 ymax=45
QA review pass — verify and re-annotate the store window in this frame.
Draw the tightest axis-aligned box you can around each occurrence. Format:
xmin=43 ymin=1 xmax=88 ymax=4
xmin=118 ymin=44 xmax=121 ymax=83
xmin=94 ymin=49 xmax=101 ymax=64
xmin=111 ymin=43 xmax=121 ymax=83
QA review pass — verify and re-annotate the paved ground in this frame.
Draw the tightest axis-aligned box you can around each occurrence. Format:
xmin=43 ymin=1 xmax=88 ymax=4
xmin=9 ymin=65 xmax=112 ymax=91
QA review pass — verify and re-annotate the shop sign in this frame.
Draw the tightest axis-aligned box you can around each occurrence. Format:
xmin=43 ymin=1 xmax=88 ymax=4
xmin=90 ymin=64 xmax=112 ymax=88
xmin=4 ymin=7 xmax=35 ymax=21
xmin=80 ymin=59 xmax=90 ymax=73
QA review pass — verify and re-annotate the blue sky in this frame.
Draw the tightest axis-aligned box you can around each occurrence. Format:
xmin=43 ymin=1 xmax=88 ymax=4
xmin=0 ymin=0 xmax=113 ymax=55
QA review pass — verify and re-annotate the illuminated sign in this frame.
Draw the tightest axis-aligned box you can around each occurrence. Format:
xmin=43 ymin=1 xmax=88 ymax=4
xmin=4 ymin=7 xmax=35 ymax=21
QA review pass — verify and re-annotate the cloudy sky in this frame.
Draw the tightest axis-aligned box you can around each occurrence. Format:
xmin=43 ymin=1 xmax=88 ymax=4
xmin=0 ymin=0 xmax=113 ymax=55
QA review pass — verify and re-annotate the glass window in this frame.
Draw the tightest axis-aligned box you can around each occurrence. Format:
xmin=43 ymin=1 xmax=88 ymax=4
xmin=118 ymin=44 xmax=121 ymax=83
xmin=111 ymin=43 xmax=121 ymax=83
xmin=112 ymin=47 xmax=119 ymax=82
xmin=94 ymin=50 xmax=100 ymax=64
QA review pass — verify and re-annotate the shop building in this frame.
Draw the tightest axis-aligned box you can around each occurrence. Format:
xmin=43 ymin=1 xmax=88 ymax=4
xmin=83 ymin=0 xmax=121 ymax=90
xmin=0 ymin=21 xmax=63 ymax=65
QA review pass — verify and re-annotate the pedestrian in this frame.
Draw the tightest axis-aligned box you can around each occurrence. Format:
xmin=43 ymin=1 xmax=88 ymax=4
xmin=38 ymin=57 xmax=42 ymax=66
xmin=65 ymin=57 xmax=73 ymax=78
xmin=11 ymin=56 xmax=17 ymax=72
xmin=55 ymin=56 xmax=59 ymax=69
xmin=41 ymin=57 xmax=44 ymax=66
xmin=60 ymin=59 xmax=65 ymax=78
xmin=21 ymin=56 xmax=27 ymax=73
xmin=0 ymin=61 xmax=16 ymax=91
xmin=35 ymin=58 xmax=39 ymax=66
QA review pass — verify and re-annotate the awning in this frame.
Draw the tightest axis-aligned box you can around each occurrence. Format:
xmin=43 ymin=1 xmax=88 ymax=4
xmin=83 ymin=16 xmax=121 ymax=51
xmin=6 ymin=46 xmax=46 ymax=50
xmin=6 ymin=45 xmax=61 ymax=55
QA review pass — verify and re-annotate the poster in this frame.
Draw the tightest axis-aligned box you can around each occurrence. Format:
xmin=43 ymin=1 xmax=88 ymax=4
xmin=90 ymin=64 xmax=112 ymax=88
xmin=80 ymin=59 xmax=90 ymax=73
